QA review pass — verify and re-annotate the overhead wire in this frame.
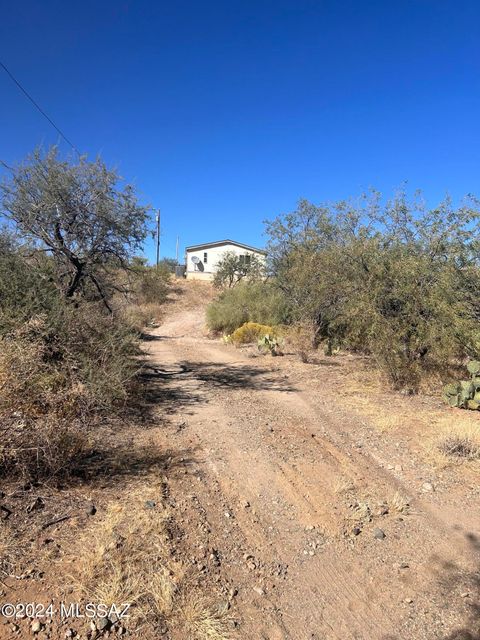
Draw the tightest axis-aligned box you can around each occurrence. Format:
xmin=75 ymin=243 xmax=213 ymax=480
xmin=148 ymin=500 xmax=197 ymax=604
xmin=0 ymin=60 xmax=81 ymax=158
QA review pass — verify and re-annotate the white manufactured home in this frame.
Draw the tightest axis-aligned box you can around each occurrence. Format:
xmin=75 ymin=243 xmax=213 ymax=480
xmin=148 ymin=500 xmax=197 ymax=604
xmin=184 ymin=239 xmax=266 ymax=281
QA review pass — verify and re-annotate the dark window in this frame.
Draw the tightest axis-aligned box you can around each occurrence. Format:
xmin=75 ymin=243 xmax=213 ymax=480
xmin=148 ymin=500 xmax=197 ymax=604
xmin=203 ymin=252 xmax=208 ymax=264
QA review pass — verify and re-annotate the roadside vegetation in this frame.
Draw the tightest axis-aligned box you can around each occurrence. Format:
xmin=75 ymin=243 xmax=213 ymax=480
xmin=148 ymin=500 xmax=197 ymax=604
xmin=207 ymin=281 xmax=289 ymax=334
xmin=0 ymin=147 xmax=170 ymax=482
xmin=0 ymin=147 xmax=231 ymax=639
xmin=208 ymin=191 xmax=480 ymax=394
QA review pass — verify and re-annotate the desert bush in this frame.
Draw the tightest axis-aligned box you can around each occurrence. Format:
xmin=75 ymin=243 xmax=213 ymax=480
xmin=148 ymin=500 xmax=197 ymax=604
xmin=0 ymin=149 xmax=163 ymax=480
xmin=231 ymin=322 xmax=274 ymax=345
xmin=132 ymin=263 xmax=171 ymax=305
xmin=266 ymin=192 xmax=480 ymax=391
xmin=207 ymin=281 xmax=289 ymax=334
xmin=0 ymin=304 xmax=141 ymax=480
xmin=117 ymin=261 xmax=171 ymax=331
xmin=0 ymin=234 xmax=62 ymax=334
xmin=284 ymin=323 xmax=317 ymax=362
xmin=0 ymin=245 xmax=157 ymax=481
xmin=0 ymin=147 xmax=148 ymax=308
xmin=0 ymin=308 xmax=139 ymax=418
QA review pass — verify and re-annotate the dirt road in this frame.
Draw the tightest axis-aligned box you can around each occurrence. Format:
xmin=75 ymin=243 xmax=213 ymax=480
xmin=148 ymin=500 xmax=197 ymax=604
xmin=145 ymin=283 xmax=480 ymax=640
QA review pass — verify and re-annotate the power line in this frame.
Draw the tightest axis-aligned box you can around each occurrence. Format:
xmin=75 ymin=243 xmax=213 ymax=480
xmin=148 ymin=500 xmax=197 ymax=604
xmin=0 ymin=60 xmax=81 ymax=157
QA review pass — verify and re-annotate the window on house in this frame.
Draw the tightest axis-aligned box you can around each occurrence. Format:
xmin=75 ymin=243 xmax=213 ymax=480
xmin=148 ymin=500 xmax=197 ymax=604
xmin=203 ymin=252 xmax=208 ymax=264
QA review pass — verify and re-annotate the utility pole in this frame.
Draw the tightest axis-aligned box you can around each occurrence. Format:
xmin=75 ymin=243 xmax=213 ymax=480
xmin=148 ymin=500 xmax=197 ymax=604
xmin=175 ymin=236 xmax=179 ymax=264
xmin=155 ymin=209 xmax=161 ymax=267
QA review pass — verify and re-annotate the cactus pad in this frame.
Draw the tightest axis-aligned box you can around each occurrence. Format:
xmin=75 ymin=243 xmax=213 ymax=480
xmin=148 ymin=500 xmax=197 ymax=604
xmin=467 ymin=360 xmax=480 ymax=376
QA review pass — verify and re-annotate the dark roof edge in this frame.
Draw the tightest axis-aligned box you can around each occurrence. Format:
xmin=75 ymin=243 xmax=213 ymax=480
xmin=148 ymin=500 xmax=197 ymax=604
xmin=185 ymin=239 xmax=267 ymax=254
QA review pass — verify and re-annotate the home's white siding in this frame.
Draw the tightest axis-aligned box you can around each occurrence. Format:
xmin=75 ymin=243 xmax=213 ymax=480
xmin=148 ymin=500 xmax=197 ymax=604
xmin=185 ymin=242 xmax=265 ymax=281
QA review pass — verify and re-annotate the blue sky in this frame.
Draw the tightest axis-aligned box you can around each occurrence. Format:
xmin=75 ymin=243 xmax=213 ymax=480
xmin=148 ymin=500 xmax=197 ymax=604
xmin=1 ymin=1 xmax=479 ymax=262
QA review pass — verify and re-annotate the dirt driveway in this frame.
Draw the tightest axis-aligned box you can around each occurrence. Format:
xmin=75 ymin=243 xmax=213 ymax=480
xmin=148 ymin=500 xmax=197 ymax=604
xmin=144 ymin=283 xmax=480 ymax=640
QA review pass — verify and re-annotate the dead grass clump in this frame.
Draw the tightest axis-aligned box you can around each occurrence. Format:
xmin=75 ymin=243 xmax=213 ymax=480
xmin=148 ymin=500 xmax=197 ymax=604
xmin=121 ymin=302 xmax=164 ymax=332
xmin=437 ymin=424 xmax=480 ymax=460
xmin=0 ymin=417 xmax=91 ymax=481
xmin=388 ymin=491 xmax=410 ymax=514
xmin=72 ymin=485 xmax=230 ymax=639
xmin=333 ymin=476 xmax=356 ymax=495
xmin=73 ymin=497 xmax=177 ymax=623
xmin=347 ymin=500 xmax=371 ymax=524
xmin=179 ymin=595 xmax=230 ymax=640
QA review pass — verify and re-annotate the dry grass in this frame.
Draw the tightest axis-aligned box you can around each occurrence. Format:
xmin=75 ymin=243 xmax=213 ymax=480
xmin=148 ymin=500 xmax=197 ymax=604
xmin=173 ymin=280 xmax=215 ymax=312
xmin=388 ymin=491 xmax=410 ymax=514
xmin=0 ymin=526 xmax=16 ymax=573
xmin=121 ymin=302 xmax=165 ymax=332
xmin=346 ymin=499 xmax=372 ymax=525
xmin=71 ymin=481 xmax=230 ymax=639
xmin=333 ymin=475 xmax=356 ymax=495
xmin=0 ymin=417 xmax=92 ymax=481
xmin=179 ymin=595 xmax=230 ymax=640
xmin=421 ymin=412 xmax=480 ymax=468
xmin=435 ymin=423 xmax=480 ymax=461
xmin=0 ymin=524 xmax=25 ymax=578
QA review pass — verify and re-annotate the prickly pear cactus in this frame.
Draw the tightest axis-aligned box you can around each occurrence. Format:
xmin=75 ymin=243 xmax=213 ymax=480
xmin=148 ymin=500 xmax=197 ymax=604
xmin=443 ymin=360 xmax=480 ymax=410
xmin=258 ymin=334 xmax=281 ymax=356
xmin=467 ymin=360 xmax=480 ymax=376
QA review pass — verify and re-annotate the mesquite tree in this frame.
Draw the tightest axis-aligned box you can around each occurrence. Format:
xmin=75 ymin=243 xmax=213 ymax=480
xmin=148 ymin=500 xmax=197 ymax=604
xmin=0 ymin=147 xmax=149 ymax=309
xmin=266 ymin=192 xmax=480 ymax=390
xmin=213 ymin=251 xmax=266 ymax=288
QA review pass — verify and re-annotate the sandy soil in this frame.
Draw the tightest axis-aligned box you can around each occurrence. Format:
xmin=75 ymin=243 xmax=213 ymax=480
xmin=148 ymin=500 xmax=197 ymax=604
xmin=142 ymin=281 xmax=480 ymax=640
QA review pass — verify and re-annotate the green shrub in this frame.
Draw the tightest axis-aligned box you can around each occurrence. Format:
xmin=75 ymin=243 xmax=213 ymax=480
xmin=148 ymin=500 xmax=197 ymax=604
xmin=0 ymin=238 xmax=62 ymax=334
xmin=266 ymin=193 xmax=480 ymax=391
xmin=0 ymin=147 xmax=159 ymax=481
xmin=206 ymin=282 xmax=289 ymax=334
xmin=133 ymin=264 xmax=170 ymax=305
xmin=0 ymin=261 xmax=143 ymax=481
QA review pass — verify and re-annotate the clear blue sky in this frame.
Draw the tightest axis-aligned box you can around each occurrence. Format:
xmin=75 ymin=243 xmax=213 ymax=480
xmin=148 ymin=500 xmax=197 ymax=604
xmin=1 ymin=1 xmax=479 ymax=262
